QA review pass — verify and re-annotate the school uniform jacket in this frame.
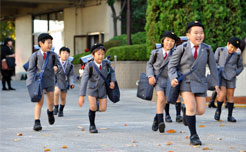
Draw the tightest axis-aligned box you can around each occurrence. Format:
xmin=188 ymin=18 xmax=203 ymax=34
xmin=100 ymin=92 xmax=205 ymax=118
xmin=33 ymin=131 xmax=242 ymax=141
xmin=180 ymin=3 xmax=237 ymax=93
xmin=80 ymin=60 xmax=116 ymax=97
xmin=146 ymin=48 xmax=173 ymax=88
xmin=215 ymin=46 xmax=244 ymax=81
xmin=55 ymin=60 xmax=75 ymax=90
xmin=168 ymin=41 xmax=219 ymax=93
xmin=26 ymin=50 xmax=61 ymax=89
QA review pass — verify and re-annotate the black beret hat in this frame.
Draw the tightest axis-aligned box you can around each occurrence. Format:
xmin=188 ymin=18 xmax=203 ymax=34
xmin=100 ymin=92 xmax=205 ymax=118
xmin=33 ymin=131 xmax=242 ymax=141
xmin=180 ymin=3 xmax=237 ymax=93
xmin=161 ymin=31 xmax=179 ymax=42
xmin=186 ymin=21 xmax=204 ymax=33
xmin=90 ymin=43 xmax=105 ymax=53
xmin=38 ymin=33 xmax=53 ymax=42
xmin=228 ymin=37 xmax=241 ymax=48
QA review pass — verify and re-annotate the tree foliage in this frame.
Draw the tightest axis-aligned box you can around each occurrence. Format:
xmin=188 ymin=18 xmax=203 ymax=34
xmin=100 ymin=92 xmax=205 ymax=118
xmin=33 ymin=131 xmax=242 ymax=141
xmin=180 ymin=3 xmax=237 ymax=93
xmin=0 ymin=21 xmax=15 ymax=44
xmin=145 ymin=0 xmax=246 ymax=56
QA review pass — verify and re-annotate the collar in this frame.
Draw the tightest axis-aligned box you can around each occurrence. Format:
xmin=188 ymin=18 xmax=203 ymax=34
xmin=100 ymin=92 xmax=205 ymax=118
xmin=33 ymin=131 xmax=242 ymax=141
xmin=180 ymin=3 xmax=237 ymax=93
xmin=94 ymin=61 xmax=102 ymax=68
xmin=60 ymin=59 xmax=67 ymax=65
xmin=162 ymin=48 xmax=170 ymax=55
xmin=190 ymin=41 xmax=201 ymax=48
xmin=40 ymin=49 xmax=48 ymax=55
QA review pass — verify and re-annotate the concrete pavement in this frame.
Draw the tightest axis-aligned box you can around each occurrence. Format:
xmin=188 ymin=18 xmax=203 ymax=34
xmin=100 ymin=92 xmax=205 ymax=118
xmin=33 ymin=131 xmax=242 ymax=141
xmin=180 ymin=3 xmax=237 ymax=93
xmin=0 ymin=80 xmax=246 ymax=152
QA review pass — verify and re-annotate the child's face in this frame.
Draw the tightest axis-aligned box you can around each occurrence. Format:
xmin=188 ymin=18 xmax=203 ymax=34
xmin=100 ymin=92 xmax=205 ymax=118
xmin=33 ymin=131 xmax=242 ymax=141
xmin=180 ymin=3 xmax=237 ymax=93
xmin=227 ymin=42 xmax=237 ymax=54
xmin=39 ymin=39 xmax=52 ymax=52
xmin=187 ymin=26 xmax=204 ymax=46
xmin=92 ymin=49 xmax=105 ymax=64
xmin=163 ymin=37 xmax=175 ymax=51
xmin=59 ymin=51 xmax=70 ymax=61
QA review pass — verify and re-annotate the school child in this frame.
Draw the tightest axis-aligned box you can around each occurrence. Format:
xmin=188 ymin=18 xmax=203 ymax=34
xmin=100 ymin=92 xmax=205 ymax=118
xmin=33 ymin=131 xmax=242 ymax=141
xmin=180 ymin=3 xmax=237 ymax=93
xmin=78 ymin=43 xmax=116 ymax=133
xmin=26 ymin=33 xmax=61 ymax=131
xmin=146 ymin=31 xmax=179 ymax=133
xmin=214 ymin=37 xmax=244 ymax=122
xmin=53 ymin=47 xmax=75 ymax=117
xmin=168 ymin=21 xmax=220 ymax=145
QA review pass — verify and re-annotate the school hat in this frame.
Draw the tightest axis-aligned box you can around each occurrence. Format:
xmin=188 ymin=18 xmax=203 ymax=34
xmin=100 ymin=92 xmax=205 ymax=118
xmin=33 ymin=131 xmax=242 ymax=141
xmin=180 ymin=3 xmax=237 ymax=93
xmin=228 ymin=37 xmax=241 ymax=48
xmin=161 ymin=31 xmax=179 ymax=43
xmin=186 ymin=21 xmax=204 ymax=33
xmin=38 ymin=33 xmax=53 ymax=42
xmin=90 ymin=43 xmax=105 ymax=53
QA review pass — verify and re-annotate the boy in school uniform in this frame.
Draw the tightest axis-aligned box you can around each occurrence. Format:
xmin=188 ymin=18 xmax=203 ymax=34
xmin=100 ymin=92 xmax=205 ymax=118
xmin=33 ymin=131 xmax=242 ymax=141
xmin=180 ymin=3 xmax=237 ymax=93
xmin=26 ymin=33 xmax=61 ymax=131
xmin=78 ymin=43 xmax=116 ymax=133
xmin=146 ymin=31 xmax=181 ymax=133
xmin=53 ymin=47 xmax=75 ymax=117
xmin=168 ymin=21 xmax=220 ymax=145
xmin=214 ymin=37 xmax=244 ymax=122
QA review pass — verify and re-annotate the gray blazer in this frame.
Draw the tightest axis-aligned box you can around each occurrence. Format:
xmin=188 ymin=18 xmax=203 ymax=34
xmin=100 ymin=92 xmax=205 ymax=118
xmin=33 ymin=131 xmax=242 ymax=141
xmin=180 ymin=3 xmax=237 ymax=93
xmin=80 ymin=60 xmax=116 ymax=98
xmin=168 ymin=41 xmax=219 ymax=93
xmin=215 ymin=46 xmax=244 ymax=81
xmin=146 ymin=48 xmax=173 ymax=88
xmin=26 ymin=50 xmax=61 ymax=89
xmin=55 ymin=60 xmax=75 ymax=90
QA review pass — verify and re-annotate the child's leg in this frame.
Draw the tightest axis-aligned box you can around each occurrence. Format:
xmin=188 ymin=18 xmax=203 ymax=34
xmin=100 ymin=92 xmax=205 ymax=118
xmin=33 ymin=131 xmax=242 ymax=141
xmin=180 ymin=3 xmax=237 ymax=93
xmin=182 ymin=92 xmax=201 ymax=145
xmin=208 ymin=91 xmax=217 ymax=108
xmin=46 ymin=91 xmax=55 ymax=125
xmin=98 ymin=98 xmax=107 ymax=112
xmin=58 ymin=92 xmax=67 ymax=117
xmin=214 ymin=86 xmax=226 ymax=121
xmin=164 ymin=102 xmax=172 ymax=123
xmin=88 ymin=96 xmax=98 ymax=133
xmin=33 ymin=91 xmax=45 ymax=131
xmin=175 ymin=97 xmax=183 ymax=122
xmin=54 ymin=86 xmax=60 ymax=115
xmin=226 ymin=88 xmax=236 ymax=122
xmin=195 ymin=97 xmax=206 ymax=115
xmin=156 ymin=91 xmax=165 ymax=133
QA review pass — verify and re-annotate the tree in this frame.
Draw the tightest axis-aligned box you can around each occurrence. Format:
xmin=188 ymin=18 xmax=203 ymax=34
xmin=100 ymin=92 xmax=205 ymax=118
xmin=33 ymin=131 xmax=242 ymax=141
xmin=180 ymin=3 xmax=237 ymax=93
xmin=0 ymin=21 xmax=15 ymax=44
xmin=107 ymin=0 xmax=126 ymax=36
xmin=145 ymin=0 xmax=246 ymax=56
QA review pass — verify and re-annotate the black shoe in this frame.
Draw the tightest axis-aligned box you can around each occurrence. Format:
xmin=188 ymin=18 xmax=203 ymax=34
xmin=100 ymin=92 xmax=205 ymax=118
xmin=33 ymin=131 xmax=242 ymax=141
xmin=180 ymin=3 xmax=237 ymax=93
xmin=89 ymin=125 xmax=98 ymax=133
xmin=182 ymin=105 xmax=188 ymax=126
xmin=190 ymin=134 xmax=202 ymax=145
xmin=152 ymin=119 xmax=158 ymax=131
xmin=47 ymin=109 xmax=55 ymax=125
xmin=53 ymin=108 xmax=58 ymax=115
xmin=158 ymin=122 xmax=165 ymax=133
xmin=33 ymin=120 xmax=42 ymax=131
xmin=214 ymin=110 xmax=221 ymax=121
xmin=165 ymin=115 xmax=172 ymax=123
xmin=208 ymin=101 xmax=217 ymax=108
xmin=8 ymin=87 xmax=16 ymax=90
xmin=2 ymin=88 xmax=8 ymax=91
xmin=58 ymin=110 xmax=64 ymax=117
xmin=227 ymin=116 xmax=237 ymax=122
xmin=176 ymin=115 xmax=183 ymax=122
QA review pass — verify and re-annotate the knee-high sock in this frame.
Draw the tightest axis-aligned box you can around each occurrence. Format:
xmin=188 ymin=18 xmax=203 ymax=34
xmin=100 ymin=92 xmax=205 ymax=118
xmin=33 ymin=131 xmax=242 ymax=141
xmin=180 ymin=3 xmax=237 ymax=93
xmin=217 ymin=101 xmax=223 ymax=112
xmin=165 ymin=104 xmax=170 ymax=116
xmin=2 ymin=77 xmax=6 ymax=89
xmin=227 ymin=103 xmax=234 ymax=117
xmin=59 ymin=104 xmax=65 ymax=111
xmin=175 ymin=102 xmax=181 ymax=116
xmin=186 ymin=115 xmax=197 ymax=136
xmin=89 ymin=110 xmax=96 ymax=126
xmin=210 ymin=91 xmax=217 ymax=102
xmin=157 ymin=113 xmax=164 ymax=124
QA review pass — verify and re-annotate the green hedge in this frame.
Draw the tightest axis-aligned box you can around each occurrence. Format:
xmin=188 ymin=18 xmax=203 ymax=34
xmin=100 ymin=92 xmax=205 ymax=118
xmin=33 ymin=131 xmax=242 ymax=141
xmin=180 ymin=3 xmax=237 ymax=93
xmin=145 ymin=0 xmax=246 ymax=56
xmin=72 ymin=44 xmax=148 ymax=64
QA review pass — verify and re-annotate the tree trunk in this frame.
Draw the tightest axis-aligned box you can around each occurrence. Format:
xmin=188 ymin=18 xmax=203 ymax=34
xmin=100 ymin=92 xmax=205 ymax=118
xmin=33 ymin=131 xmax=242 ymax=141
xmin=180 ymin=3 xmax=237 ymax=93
xmin=127 ymin=0 xmax=131 ymax=45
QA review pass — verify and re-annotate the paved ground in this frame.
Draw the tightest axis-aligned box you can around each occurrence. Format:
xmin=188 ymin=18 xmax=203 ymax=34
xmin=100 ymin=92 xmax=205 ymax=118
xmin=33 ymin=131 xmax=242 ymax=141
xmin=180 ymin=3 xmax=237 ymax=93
xmin=0 ymin=80 xmax=246 ymax=152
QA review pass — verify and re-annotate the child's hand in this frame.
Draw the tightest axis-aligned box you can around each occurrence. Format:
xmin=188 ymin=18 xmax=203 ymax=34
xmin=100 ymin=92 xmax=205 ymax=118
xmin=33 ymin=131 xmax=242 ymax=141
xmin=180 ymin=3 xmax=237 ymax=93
xmin=78 ymin=96 xmax=84 ymax=107
xmin=171 ymin=79 xmax=179 ymax=87
xmin=148 ymin=77 xmax=156 ymax=86
xmin=53 ymin=66 xmax=58 ymax=72
xmin=109 ymin=82 xmax=115 ymax=89
xmin=70 ymin=84 xmax=75 ymax=89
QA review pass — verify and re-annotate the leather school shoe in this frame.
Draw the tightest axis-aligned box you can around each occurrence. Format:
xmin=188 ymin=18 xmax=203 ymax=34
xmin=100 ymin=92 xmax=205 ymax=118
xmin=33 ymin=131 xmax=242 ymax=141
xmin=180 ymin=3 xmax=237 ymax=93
xmin=208 ymin=101 xmax=217 ymax=108
xmin=33 ymin=120 xmax=42 ymax=131
xmin=214 ymin=110 xmax=221 ymax=121
xmin=176 ymin=115 xmax=183 ymax=122
xmin=2 ymin=88 xmax=8 ymax=91
xmin=190 ymin=134 xmax=202 ymax=145
xmin=53 ymin=108 xmax=58 ymax=115
xmin=89 ymin=125 xmax=98 ymax=133
xmin=227 ymin=116 xmax=237 ymax=122
xmin=47 ymin=109 xmax=55 ymax=125
xmin=158 ymin=122 xmax=165 ymax=133
xmin=152 ymin=119 xmax=158 ymax=131
xmin=58 ymin=110 xmax=64 ymax=117
xmin=181 ymin=105 xmax=188 ymax=126
xmin=165 ymin=115 xmax=172 ymax=123
xmin=8 ymin=87 xmax=16 ymax=90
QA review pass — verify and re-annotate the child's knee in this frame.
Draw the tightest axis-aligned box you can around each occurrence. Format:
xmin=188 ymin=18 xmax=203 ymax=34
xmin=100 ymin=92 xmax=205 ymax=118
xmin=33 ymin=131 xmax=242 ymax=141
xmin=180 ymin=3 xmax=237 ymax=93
xmin=90 ymin=106 xmax=97 ymax=111
xmin=100 ymin=106 xmax=107 ymax=112
xmin=197 ymin=109 xmax=205 ymax=115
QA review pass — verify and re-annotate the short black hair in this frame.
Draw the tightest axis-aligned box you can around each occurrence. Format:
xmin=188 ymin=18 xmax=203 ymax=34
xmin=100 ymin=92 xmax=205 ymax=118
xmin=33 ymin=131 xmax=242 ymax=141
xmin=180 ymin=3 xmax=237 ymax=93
xmin=4 ymin=38 xmax=14 ymax=46
xmin=38 ymin=33 xmax=53 ymax=46
xmin=59 ymin=46 xmax=70 ymax=54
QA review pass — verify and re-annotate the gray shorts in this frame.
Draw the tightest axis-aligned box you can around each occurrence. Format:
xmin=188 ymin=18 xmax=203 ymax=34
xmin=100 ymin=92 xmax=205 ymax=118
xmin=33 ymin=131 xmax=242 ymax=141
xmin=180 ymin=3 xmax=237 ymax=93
xmin=155 ymin=84 xmax=166 ymax=93
xmin=43 ymin=86 xmax=54 ymax=92
xmin=221 ymin=77 xmax=236 ymax=89
xmin=55 ymin=85 xmax=68 ymax=93
xmin=180 ymin=82 xmax=207 ymax=97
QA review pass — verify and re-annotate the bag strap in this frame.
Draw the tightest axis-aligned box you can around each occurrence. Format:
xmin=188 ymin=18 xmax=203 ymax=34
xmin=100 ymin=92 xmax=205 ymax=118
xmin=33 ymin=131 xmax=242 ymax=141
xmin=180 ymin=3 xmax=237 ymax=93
xmin=39 ymin=52 xmax=50 ymax=79
xmin=225 ymin=52 xmax=235 ymax=65
xmin=92 ymin=62 xmax=110 ymax=86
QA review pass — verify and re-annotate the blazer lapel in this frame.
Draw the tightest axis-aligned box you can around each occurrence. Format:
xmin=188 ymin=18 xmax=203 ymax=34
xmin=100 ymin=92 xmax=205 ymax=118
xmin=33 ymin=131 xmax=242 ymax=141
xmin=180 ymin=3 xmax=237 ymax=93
xmin=37 ymin=50 xmax=44 ymax=69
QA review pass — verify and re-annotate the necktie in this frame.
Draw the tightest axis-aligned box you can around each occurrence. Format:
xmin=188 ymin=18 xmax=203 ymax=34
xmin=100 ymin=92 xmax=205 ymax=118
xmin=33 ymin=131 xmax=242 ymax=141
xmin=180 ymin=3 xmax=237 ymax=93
xmin=164 ymin=52 xmax=167 ymax=60
xmin=194 ymin=46 xmax=199 ymax=59
xmin=99 ymin=65 xmax=102 ymax=70
xmin=43 ymin=52 xmax=46 ymax=60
